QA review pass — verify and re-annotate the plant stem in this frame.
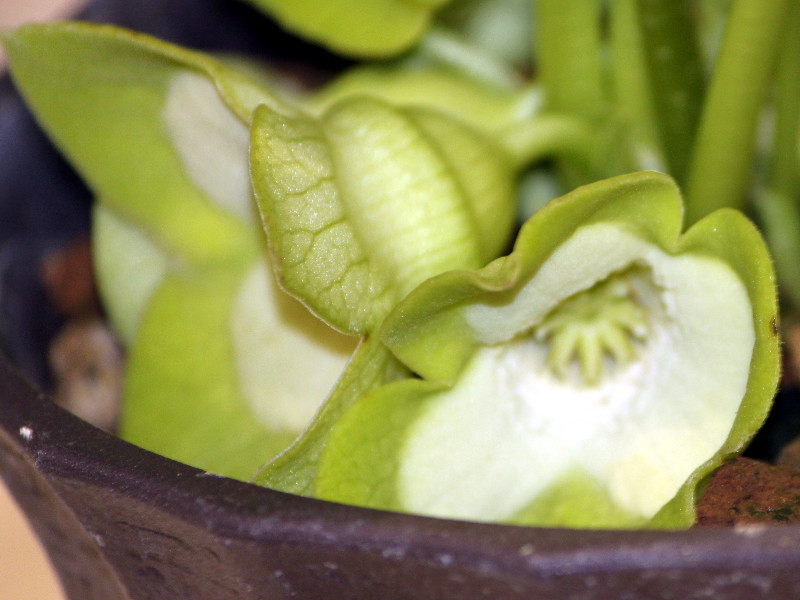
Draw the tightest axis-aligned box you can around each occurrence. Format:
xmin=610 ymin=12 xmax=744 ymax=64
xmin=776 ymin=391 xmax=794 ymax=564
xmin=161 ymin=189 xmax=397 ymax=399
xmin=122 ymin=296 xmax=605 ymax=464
xmin=535 ymin=0 xmax=605 ymax=121
xmin=418 ymin=27 xmax=523 ymax=90
xmin=634 ymin=0 xmax=704 ymax=182
xmin=767 ymin=1 xmax=800 ymax=200
xmin=608 ymin=0 xmax=665 ymax=171
xmin=685 ymin=0 xmax=792 ymax=224
xmin=755 ymin=190 xmax=800 ymax=312
xmin=499 ymin=114 xmax=596 ymax=172
xmin=756 ymin=3 xmax=800 ymax=312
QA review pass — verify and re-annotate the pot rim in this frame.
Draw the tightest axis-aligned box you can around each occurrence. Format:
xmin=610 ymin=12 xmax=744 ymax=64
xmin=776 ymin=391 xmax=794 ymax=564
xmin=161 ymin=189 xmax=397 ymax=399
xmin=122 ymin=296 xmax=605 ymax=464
xmin=2 ymin=351 xmax=800 ymax=600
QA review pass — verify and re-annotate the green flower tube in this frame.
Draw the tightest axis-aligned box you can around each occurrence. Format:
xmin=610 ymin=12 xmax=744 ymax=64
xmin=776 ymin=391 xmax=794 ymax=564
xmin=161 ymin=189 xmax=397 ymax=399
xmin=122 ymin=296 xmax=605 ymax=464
xmin=310 ymin=171 xmax=780 ymax=529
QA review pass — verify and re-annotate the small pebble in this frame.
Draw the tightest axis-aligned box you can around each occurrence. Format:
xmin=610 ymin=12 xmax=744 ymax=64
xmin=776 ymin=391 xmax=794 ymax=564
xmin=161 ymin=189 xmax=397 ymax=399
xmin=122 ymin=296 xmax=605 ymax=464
xmin=48 ymin=318 xmax=124 ymax=431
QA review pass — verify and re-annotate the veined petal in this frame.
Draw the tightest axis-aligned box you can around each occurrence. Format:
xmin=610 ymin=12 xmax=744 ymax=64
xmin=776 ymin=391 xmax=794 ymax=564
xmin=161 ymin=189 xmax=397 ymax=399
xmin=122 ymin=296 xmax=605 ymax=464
xmin=250 ymin=96 xmax=515 ymax=334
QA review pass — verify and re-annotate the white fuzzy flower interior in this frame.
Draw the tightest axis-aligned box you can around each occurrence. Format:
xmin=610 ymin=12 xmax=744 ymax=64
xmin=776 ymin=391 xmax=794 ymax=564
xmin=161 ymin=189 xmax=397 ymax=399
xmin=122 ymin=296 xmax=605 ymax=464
xmin=533 ymin=268 xmax=654 ymax=386
xmin=398 ymin=223 xmax=755 ymax=523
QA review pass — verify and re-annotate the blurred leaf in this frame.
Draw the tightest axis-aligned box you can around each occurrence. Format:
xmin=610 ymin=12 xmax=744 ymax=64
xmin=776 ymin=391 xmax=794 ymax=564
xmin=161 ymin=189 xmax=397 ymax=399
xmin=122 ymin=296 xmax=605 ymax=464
xmin=241 ymin=0 xmax=452 ymax=57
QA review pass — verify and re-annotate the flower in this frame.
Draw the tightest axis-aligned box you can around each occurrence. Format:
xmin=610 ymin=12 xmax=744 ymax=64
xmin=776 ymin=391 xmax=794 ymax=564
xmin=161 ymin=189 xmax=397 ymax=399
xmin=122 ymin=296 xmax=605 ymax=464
xmin=310 ymin=171 xmax=780 ymax=529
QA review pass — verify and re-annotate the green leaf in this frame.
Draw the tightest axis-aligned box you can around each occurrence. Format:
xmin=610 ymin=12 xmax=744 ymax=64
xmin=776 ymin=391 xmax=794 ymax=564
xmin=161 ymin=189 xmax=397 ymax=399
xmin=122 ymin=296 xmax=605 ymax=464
xmin=314 ymin=378 xmax=441 ymax=511
xmin=312 ymin=171 xmax=779 ymax=529
xmin=120 ymin=263 xmax=279 ymax=480
xmin=685 ymin=0 xmax=794 ymax=222
xmin=250 ymin=96 xmax=515 ymax=334
xmin=240 ymin=0 xmax=452 ymax=58
xmin=536 ymin=0 xmax=606 ymax=121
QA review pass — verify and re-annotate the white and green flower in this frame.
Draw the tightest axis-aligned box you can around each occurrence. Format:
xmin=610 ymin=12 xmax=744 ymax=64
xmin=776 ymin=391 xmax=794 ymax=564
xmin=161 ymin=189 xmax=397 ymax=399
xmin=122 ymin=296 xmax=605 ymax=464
xmin=307 ymin=171 xmax=780 ymax=529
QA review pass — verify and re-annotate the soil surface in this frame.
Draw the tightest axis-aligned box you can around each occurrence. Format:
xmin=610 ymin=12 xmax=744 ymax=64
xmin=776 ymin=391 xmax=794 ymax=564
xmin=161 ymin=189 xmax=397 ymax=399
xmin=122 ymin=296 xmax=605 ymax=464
xmin=695 ymin=457 xmax=800 ymax=526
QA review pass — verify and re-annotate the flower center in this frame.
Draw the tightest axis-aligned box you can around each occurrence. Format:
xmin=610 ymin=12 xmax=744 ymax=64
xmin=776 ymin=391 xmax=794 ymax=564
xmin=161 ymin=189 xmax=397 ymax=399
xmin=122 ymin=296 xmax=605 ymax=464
xmin=533 ymin=270 xmax=650 ymax=385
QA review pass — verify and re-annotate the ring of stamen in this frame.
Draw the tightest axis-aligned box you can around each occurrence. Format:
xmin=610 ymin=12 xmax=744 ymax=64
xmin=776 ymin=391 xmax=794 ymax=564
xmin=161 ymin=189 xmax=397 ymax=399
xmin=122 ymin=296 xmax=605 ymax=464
xmin=534 ymin=272 xmax=650 ymax=385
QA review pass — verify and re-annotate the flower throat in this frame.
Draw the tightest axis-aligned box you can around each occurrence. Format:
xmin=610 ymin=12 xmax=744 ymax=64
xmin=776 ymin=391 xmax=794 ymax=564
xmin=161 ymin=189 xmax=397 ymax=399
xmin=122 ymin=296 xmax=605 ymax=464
xmin=533 ymin=268 xmax=653 ymax=386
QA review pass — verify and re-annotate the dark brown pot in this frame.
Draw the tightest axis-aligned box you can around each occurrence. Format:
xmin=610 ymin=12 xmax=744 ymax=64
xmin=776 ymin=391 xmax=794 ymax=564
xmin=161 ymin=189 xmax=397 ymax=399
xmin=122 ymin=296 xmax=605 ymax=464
xmin=3 ymin=352 xmax=800 ymax=600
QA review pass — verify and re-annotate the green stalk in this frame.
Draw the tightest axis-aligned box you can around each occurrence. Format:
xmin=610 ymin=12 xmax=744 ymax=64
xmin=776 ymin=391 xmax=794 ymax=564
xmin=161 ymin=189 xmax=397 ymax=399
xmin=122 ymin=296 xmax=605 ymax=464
xmin=634 ymin=0 xmax=704 ymax=182
xmin=499 ymin=114 xmax=596 ymax=171
xmin=418 ymin=27 xmax=523 ymax=90
xmin=755 ymin=190 xmax=800 ymax=312
xmin=757 ymin=3 xmax=800 ymax=311
xmin=767 ymin=1 xmax=800 ymax=200
xmin=608 ymin=0 xmax=665 ymax=171
xmin=685 ymin=0 xmax=792 ymax=224
xmin=535 ymin=0 xmax=605 ymax=121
